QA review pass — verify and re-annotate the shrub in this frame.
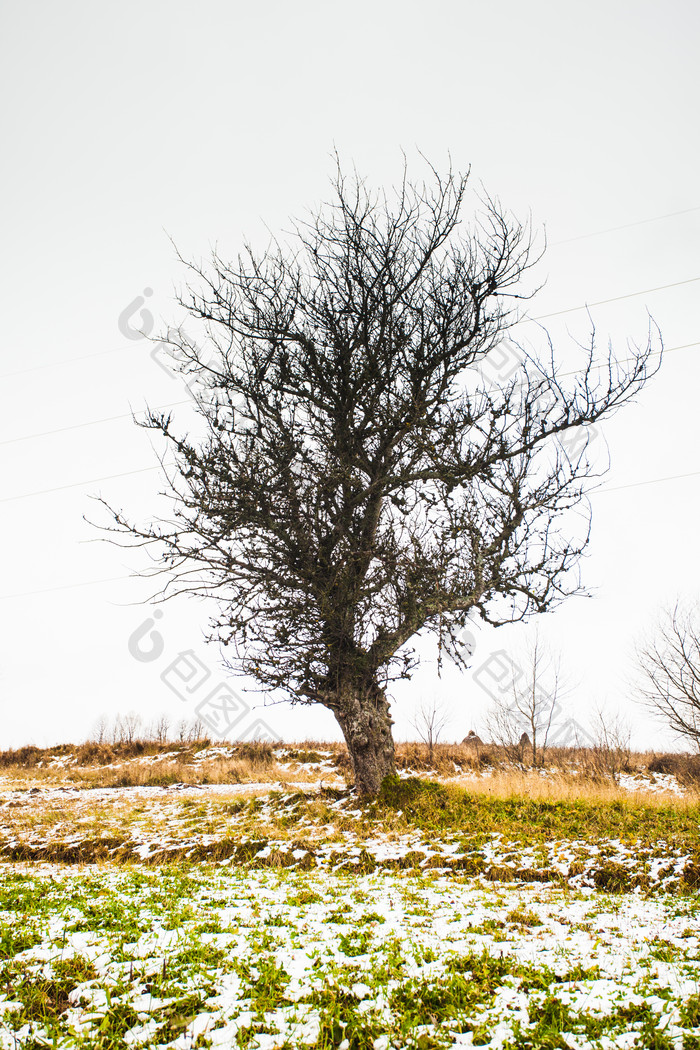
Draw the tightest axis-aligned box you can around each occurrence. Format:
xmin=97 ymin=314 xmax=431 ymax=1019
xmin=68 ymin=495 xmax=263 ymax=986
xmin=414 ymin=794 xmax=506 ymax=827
xmin=235 ymin=741 xmax=274 ymax=766
xmin=648 ymin=753 xmax=700 ymax=784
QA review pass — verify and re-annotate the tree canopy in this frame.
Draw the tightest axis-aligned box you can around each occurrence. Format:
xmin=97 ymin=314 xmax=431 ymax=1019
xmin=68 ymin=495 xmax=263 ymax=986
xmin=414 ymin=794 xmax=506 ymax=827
xmin=100 ymin=160 xmax=660 ymax=794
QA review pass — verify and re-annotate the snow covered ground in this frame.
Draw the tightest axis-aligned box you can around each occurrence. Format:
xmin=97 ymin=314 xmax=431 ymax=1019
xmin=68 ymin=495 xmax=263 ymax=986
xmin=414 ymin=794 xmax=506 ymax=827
xmin=1 ymin=777 xmax=699 ymax=1047
xmin=0 ymin=784 xmax=696 ymax=893
xmin=2 ymin=744 xmax=689 ymax=800
xmin=1 ymin=864 xmax=699 ymax=1048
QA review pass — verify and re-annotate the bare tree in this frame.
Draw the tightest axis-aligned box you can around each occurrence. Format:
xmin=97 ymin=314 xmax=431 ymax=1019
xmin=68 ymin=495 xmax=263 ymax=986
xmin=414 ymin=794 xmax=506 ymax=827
xmin=484 ymin=632 xmax=567 ymax=766
xmin=175 ymin=717 xmax=206 ymax=744
xmin=484 ymin=699 xmax=529 ymax=764
xmin=110 ymin=715 xmax=123 ymax=745
xmin=151 ymin=713 xmax=171 ymax=745
xmin=90 ymin=713 xmax=109 ymax=745
xmin=411 ymin=697 xmax=451 ymax=763
xmin=189 ymin=717 xmax=206 ymax=743
xmin=95 ymin=158 xmax=659 ymax=795
xmin=636 ymin=599 xmax=700 ymax=750
xmin=112 ymin=711 xmax=142 ymax=745
xmin=587 ymin=703 xmax=631 ymax=782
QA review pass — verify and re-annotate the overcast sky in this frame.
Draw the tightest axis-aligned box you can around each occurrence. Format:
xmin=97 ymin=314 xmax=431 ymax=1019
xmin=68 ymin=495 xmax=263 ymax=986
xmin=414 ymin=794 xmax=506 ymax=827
xmin=1 ymin=0 xmax=699 ymax=750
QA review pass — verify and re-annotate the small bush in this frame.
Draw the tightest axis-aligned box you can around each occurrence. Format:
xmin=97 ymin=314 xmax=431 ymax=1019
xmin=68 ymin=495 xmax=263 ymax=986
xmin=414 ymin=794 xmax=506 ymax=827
xmin=380 ymin=774 xmax=447 ymax=804
xmin=395 ymin=741 xmax=483 ymax=773
xmin=288 ymin=749 xmax=323 ymax=764
xmin=0 ymin=745 xmax=45 ymax=768
xmin=235 ymin=741 xmax=274 ymax=766
xmin=592 ymin=862 xmax=635 ymax=893
xmin=333 ymin=748 xmax=352 ymax=770
xmin=648 ymin=753 xmax=700 ymax=784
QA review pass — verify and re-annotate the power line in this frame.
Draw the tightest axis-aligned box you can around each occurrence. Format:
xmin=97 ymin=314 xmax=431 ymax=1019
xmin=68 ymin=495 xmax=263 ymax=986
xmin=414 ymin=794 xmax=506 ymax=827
xmin=0 ymin=574 xmax=134 ymax=601
xmin=533 ymin=276 xmax=700 ymax=321
xmin=1 ymin=337 xmax=698 ymax=500
xmin=556 ymin=339 xmax=698 ymax=379
xmin=593 ymin=468 xmax=700 ymax=496
xmin=0 ymin=399 xmax=192 ymax=446
xmin=0 ymin=343 xmax=142 ymax=380
xmin=0 ymin=466 xmax=161 ymax=504
xmin=2 ymin=242 xmax=699 ymax=382
xmin=7 ymin=425 xmax=696 ymax=509
xmin=550 ymin=205 xmax=700 ymax=246
xmin=2 ymin=338 xmax=697 ymax=448
xmin=3 ymin=323 xmax=698 ymax=502
xmin=1 ymin=462 xmax=698 ymax=601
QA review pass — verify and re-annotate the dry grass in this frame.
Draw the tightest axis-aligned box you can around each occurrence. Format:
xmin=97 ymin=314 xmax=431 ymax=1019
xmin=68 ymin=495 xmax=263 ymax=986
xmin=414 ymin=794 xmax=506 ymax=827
xmin=448 ymin=768 xmax=700 ymax=806
xmin=0 ymin=738 xmax=697 ymax=803
xmin=0 ymin=740 xmax=347 ymax=790
xmin=0 ymin=740 xmax=176 ymax=768
xmin=0 ymin=758 xmax=331 ymax=791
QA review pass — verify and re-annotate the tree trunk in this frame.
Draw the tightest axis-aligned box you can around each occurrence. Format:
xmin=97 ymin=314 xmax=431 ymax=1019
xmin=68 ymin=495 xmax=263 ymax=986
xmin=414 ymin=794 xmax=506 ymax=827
xmin=334 ymin=687 xmax=396 ymax=797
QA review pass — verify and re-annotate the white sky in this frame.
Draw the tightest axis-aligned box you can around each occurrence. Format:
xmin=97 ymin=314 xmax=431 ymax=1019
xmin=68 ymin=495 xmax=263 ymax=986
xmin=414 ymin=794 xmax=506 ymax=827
xmin=1 ymin=0 xmax=699 ymax=750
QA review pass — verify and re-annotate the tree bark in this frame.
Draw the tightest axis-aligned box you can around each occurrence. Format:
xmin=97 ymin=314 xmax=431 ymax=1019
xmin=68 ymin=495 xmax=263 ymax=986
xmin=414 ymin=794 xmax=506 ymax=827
xmin=334 ymin=687 xmax=396 ymax=797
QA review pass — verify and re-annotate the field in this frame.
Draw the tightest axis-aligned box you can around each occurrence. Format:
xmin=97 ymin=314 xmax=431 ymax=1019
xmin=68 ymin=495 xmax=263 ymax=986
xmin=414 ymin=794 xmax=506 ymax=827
xmin=1 ymin=741 xmax=700 ymax=1049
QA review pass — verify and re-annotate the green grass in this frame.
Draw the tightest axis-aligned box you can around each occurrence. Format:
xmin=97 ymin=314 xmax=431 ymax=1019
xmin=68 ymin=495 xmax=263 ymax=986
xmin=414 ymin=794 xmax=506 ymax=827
xmin=1 ymin=864 xmax=698 ymax=1048
xmin=2 ymin=772 xmax=700 ymax=1047
xmin=375 ymin=775 xmax=700 ymax=846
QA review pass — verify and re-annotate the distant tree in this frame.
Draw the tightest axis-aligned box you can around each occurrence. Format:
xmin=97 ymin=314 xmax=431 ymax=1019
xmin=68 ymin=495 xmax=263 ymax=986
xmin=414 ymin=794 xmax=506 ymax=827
xmin=112 ymin=711 xmax=142 ymax=745
xmin=587 ymin=703 xmax=632 ymax=782
xmin=484 ymin=632 xmax=568 ymax=766
xmin=411 ymin=697 xmax=451 ymax=764
xmin=97 ymin=158 xmax=660 ymax=795
xmin=147 ymin=713 xmax=171 ymax=745
xmin=636 ymin=599 xmax=700 ymax=750
xmin=189 ymin=717 xmax=206 ymax=743
xmin=175 ymin=717 xmax=206 ymax=744
xmin=91 ymin=713 xmax=109 ymax=745
xmin=110 ymin=715 xmax=123 ymax=746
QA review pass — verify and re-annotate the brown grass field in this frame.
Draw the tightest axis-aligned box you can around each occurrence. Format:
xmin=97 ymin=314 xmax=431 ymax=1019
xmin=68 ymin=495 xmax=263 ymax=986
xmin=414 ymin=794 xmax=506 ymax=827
xmin=1 ymin=737 xmax=698 ymax=807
